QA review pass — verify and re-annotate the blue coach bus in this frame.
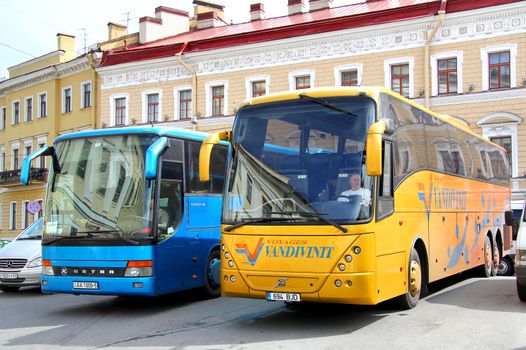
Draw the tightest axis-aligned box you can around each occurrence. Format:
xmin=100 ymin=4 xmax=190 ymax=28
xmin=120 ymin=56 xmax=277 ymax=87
xmin=21 ymin=127 xmax=227 ymax=297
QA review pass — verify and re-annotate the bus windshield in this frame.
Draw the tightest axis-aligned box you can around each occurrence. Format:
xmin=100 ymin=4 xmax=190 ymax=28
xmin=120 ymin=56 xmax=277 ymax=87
xmin=43 ymin=134 xmax=159 ymax=245
xmin=226 ymin=96 xmax=376 ymax=225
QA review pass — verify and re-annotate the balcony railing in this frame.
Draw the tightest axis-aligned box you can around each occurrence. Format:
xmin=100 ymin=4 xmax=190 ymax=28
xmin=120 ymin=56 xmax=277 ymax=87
xmin=0 ymin=167 xmax=48 ymax=185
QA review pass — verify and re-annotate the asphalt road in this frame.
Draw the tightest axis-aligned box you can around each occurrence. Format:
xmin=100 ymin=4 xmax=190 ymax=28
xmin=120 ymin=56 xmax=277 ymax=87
xmin=0 ymin=275 xmax=525 ymax=350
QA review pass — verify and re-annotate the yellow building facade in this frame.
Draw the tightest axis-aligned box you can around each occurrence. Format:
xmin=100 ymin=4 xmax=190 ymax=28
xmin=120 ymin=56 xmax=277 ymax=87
xmin=0 ymin=34 xmax=98 ymax=238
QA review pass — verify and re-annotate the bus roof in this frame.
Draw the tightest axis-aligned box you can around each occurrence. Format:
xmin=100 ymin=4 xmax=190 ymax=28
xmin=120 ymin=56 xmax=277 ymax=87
xmin=54 ymin=126 xmax=221 ymax=144
xmin=241 ymin=86 xmax=506 ymax=152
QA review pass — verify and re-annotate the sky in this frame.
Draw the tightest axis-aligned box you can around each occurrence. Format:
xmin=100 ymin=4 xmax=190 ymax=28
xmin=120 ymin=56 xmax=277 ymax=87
xmin=0 ymin=0 xmax=351 ymax=80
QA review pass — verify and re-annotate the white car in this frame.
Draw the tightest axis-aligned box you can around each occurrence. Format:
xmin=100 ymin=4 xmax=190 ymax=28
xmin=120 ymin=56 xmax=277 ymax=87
xmin=0 ymin=218 xmax=42 ymax=292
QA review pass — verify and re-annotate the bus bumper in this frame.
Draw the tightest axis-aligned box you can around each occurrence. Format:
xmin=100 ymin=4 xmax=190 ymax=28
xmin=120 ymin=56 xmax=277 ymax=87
xmin=221 ymin=268 xmax=377 ymax=305
xmin=41 ymin=276 xmax=157 ymax=296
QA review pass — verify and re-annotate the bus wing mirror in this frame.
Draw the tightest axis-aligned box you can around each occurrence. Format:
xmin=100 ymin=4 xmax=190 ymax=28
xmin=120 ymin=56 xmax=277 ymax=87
xmin=199 ymin=131 xmax=230 ymax=181
xmin=366 ymin=120 xmax=387 ymax=177
xmin=21 ymin=146 xmax=53 ymax=185
xmin=145 ymin=137 xmax=169 ymax=180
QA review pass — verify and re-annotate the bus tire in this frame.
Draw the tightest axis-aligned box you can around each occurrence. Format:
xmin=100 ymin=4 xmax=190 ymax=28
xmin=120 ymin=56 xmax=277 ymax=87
xmin=479 ymin=235 xmax=493 ymax=278
xmin=203 ymin=249 xmax=221 ymax=298
xmin=491 ymin=239 xmax=499 ymax=277
xmin=396 ymin=247 xmax=422 ymax=309
xmin=517 ymin=279 xmax=526 ymax=302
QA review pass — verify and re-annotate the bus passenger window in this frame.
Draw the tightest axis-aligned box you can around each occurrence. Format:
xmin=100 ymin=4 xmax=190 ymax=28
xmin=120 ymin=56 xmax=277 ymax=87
xmin=158 ymin=161 xmax=183 ymax=240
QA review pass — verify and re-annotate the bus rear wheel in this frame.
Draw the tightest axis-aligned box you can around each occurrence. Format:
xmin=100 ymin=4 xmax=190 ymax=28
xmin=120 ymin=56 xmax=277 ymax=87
xmin=480 ymin=235 xmax=493 ymax=278
xmin=396 ymin=248 xmax=422 ymax=309
xmin=202 ymin=249 xmax=221 ymax=298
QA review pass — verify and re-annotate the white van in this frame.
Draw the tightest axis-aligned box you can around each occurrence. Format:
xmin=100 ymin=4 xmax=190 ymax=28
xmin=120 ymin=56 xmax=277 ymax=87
xmin=516 ymin=204 xmax=526 ymax=302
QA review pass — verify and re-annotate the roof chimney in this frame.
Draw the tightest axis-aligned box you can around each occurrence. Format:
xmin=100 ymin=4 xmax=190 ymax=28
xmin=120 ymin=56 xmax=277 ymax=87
xmin=56 ymin=33 xmax=75 ymax=61
xmin=139 ymin=6 xmax=189 ymax=43
xmin=196 ymin=11 xmax=225 ymax=29
xmin=250 ymin=3 xmax=265 ymax=21
xmin=288 ymin=0 xmax=305 ymax=15
xmin=309 ymin=0 xmax=332 ymax=11
xmin=191 ymin=0 xmax=225 ymax=30
xmin=107 ymin=22 xmax=127 ymax=41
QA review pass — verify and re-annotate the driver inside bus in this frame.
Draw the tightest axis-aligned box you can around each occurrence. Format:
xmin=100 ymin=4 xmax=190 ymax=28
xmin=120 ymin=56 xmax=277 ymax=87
xmin=337 ymin=173 xmax=371 ymax=207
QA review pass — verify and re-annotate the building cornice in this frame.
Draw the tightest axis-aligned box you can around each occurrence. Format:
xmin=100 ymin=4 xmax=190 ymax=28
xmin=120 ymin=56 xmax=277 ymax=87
xmin=413 ymin=87 xmax=526 ymax=107
xmin=0 ymin=56 xmax=91 ymax=94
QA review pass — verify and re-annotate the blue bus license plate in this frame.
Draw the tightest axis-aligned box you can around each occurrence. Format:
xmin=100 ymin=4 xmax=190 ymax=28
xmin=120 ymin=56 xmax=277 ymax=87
xmin=73 ymin=281 xmax=99 ymax=290
xmin=267 ymin=292 xmax=301 ymax=302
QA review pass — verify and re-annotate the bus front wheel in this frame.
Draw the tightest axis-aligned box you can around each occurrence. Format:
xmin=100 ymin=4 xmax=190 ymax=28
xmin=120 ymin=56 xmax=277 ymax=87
xmin=396 ymin=248 xmax=422 ymax=309
xmin=203 ymin=249 xmax=221 ymax=298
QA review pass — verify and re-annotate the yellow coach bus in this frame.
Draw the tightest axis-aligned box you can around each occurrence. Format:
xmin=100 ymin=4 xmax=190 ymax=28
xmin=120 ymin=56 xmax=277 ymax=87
xmin=200 ymin=87 xmax=513 ymax=308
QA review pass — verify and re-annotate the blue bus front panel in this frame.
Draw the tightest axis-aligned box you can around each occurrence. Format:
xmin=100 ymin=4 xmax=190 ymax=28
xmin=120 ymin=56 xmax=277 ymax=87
xmin=42 ymin=245 xmax=158 ymax=296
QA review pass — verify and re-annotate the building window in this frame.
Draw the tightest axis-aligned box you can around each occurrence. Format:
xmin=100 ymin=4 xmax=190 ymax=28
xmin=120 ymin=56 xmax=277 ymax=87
xmin=289 ymin=70 xmax=315 ymax=91
xmin=295 ymin=75 xmax=311 ymax=90
xmin=12 ymin=149 xmax=19 ymax=170
xmin=0 ymin=150 xmax=5 ymax=172
xmin=25 ymin=145 xmax=32 ymax=161
xmin=481 ymin=44 xmax=516 ymax=91
xmin=81 ymin=81 xmax=92 ymax=108
xmin=205 ymin=81 xmax=228 ymax=117
xmin=22 ymin=201 xmax=30 ymax=229
xmin=489 ymin=51 xmax=510 ymax=90
xmin=38 ymin=143 xmax=45 ymax=168
xmin=341 ymin=71 xmax=358 ymax=86
xmin=115 ymin=97 xmax=126 ymax=126
xmin=179 ymin=90 xmax=192 ymax=119
xmin=437 ymin=58 xmax=457 ymax=94
xmin=38 ymin=92 xmax=47 ymax=118
xmin=12 ymin=101 xmax=20 ymax=125
xmin=490 ymin=136 xmax=512 ymax=171
xmin=147 ymin=93 xmax=159 ymax=123
xmin=25 ymin=97 xmax=33 ymax=122
xmin=212 ymin=86 xmax=224 ymax=116
xmin=245 ymin=76 xmax=270 ymax=100
xmin=391 ymin=64 xmax=410 ymax=97
xmin=384 ymin=57 xmax=414 ymax=98
xmin=63 ymin=87 xmax=72 ymax=113
xmin=0 ymin=106 xmax=5 ymax=129
xmin=251 ymin=81 xmax=266 ymax=97
xmin=9 ymin=202 xmax=16 ymax=231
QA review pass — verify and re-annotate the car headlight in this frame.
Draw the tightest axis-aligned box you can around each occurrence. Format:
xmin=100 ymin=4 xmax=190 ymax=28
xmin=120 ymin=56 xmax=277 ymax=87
xmin=27 ymin=257 xmax=42 ymax=268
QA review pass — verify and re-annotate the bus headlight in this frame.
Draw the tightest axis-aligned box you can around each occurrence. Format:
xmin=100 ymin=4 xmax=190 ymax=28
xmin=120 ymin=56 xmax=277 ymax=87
xmin=27 ymin=257 xmax=42 ymax=268
xmin=125 ymin=261 xmax=153 ymax=277
xmin=42 ymin=260 xmax=53 ymax=275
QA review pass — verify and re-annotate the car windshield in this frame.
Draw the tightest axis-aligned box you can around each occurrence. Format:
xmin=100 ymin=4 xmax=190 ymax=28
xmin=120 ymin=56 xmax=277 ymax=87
xmin=224 ymin=95 xmax=376 ymax=225
xmin=43 ymin=134 xmax=158 ymax=245
xmin=17 ymin=218 xmax=43 ymax=240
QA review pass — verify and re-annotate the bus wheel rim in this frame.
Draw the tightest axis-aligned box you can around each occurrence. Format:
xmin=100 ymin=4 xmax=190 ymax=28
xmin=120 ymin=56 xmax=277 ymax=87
xmin=485 ymin=241 xmax=492 ymax=271
xmin=409 ymin=260 xmax=421 ymax=297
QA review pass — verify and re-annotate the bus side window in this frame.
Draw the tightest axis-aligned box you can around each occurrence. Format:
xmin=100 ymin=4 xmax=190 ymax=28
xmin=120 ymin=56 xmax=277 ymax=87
xmin=377 ymin=141 xmax=394 ymax=220
xmin=158 ymin=161 xmax=183 ymax=240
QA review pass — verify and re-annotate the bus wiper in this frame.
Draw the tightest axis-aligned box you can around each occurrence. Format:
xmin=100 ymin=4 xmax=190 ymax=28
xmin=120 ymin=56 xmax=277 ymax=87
xmin=277 ymin=211 xmax=348 ymax=233
xmin=224 ymin=217 xmax=303 ymax=232
xmin=82 ymin=230 xmax=140 ymax=245
xmin=299 ymin=93 xmax=359 ymax=119
xmin=43 ymin=235 xmax=92 ymax=245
